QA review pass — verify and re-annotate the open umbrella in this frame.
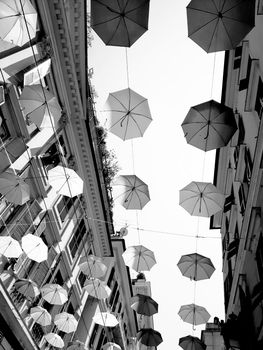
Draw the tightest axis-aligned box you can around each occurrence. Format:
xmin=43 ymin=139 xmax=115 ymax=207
xmin=48 ymin=166 xmax=84 ymax=197
xmin=91 ymin=0 xmax=150 ymax=47
xmin=19 ymin=84 xmax=61 ymax=129
xmin=83 ymin=278 xmax=112 ymax=299
xmin=14 ymin=278 xmax=40 ymax=299
xmin=30 ymin=306 xmax=52 ymax=326
xmin=104 ymin=88 xmax=152 ymax=140
xmin=67 ymin=341 xmax=88 ymax=350
xmin=113 ymin=175 xmax=150 ymax=210
xmin=177 ymin=253 xmax=215 ymax=281
xmin=93 ymin=312 xmax=119 ymax=327
xmin=122 ymin=245 xmax=156 ymax=272
xmin=40 ymin=283 xmax=68 ymax=305
xmin=0 ymin=172 xmax=30 ymax=205
xmin=21 ymin=234 xmax=48 ymax=263
xmin=186 ymin=0 xmax=255 ymax=53
xmin=178 ymin=304 xmax=210 ymax=326
xmin=136 ymin=328 xmax=163 ymax=347
xmin=179 ymin=181 xmax=225 ymax=217
xmin=78 ymin=255 xmax=107 ymax=278
xmin=44 ymin=333 xmax=64 ymax=348
xmin=54 ymin=312 xmax=78 ymax=333
xmin=102 ymin=342 xmax=122 ymax=350
xmin=0 ymin=236 xmax=22 ymax=258
xmin=179 ymin=335 xmax=206 ymax=350
xmin=181 ymin=100 xmax=237 ymax=151
xmin=130 ymin=294 xmax=158 ymax=316
xmin=0 ymin=0 xmax=38 ymax=46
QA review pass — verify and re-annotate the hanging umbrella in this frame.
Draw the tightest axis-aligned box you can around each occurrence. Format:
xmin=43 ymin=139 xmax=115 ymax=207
xmin=78 ymin=255 xmax=107 ymax=278
xmin=102 ymin=342 xmax=122 ymax=350
xmin=40 ymin=283 xmax=68 ymax=305
xmin=30 ymin=306 xmax=52 ymax=326
xmin=44 ymin=333 xmax=64 ymax=348
xmin=67 ymin=341 xmax=88 ymax=350
xmin=122 ymin=245 xmax=156 ymax=272
xmin=83 ymin=278 xmax=112 ymax=299
xmin=54 ymin=312 xmax=78 ymax=333
xmin=48 ymin=166 xmax=84 ymax=197
xmin=93 ymin=312 xmax=119 ymax=327
xmin=104 ymin=88 xmax=152 ymax=140
xmin=0 ymin=236 xmax=22 ymax=258
xmin=179 ymin=181 xmax=225 ymax=217
xmin=14 ymin=278 xmax=40 ymax=299
xmin=0 ymin=0 xmax=38 ymax=47
xmin=19 ymin=84 xmax=61 ymax=129
xmin=91 ymin=0 xmax=150 ymax=47
xmin=177 ymin=253 xmax=215 ymax=281
xmin=21 ymin=234 xmax=48 ymax=263
xmin=130 ymin=294 xmax=158 ymax=316
xmin=179 ymin=335 xmax=206 ymax=350
xmin=181 ymin=100 xmax=237 ymax=151
xmin=186 ymin=0 xmax=255 ymax=53
xmin=0 ymin=171 xmax=30 ymax=205
xmin=113 ymin=175 xmax=150 ymax=210
xmin=136 ymin=328 xmax=163 ymax=347
xmin=178 ymin=304 xmax=210 ymax=326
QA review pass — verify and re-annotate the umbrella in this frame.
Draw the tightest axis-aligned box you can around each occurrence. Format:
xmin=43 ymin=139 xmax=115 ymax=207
xmin=0 ymin=172 xmax=30 ymax=205
xmin=179 ymin=181 xmax=225 ymax=217
xmin=178 ymin=304 xmax=210 ymax=326
xmin=104 ymin=88 xmax=152 ymax=140
xmin=130 ymin=294 xmax=158 ymax=316
xmin=54 ymin=312 xmax=78 ymax=333
xmin=0 ymin=236 xmax=22 ymax=258
xmin=83 ymin=278 xmax=112 ymax=299
xmin=0 ymin=0 xmax=38 ymax=46
xmin=136 ymin=328 xmax=163 ymax=347
xmin=181 ymin=100 xmax=237 ymax=151
xmin=113 ymin=175 xmax=150 ymax=210
xmin=93 ymin=312 xmax=119 ymax=327
xmin=177 ymin=253 xmax=215 ymax=281
xmin=44 ymin=333 xmax=64 ymax=348
xmin=19 ymin=84 xmax=61 ymax=129
xmin=48 ymin=166 xmax=84 ymax=197
xmin=30 ymin=306 xmax=52 ymax=326
xmin=67 ymin=341 xmax=88 ymax=350
xmin=21 ymin=234 xmax=48 ymax=262
xmin=91 ymin=0 xmax=150 ymax=47
xmin=78 ymin=255 xmax=107 ymax=278
xmin=186 ymin=0 xmax=255 ymax=53
xmin=102 ymin=342 xmax=122 ymax=350
xmin=179 ymin=335 xmax=206 ymax=350
xmin=122 ymin=245 xmax=156 ymax=272
xmin=14 ymin=278 xmax=40 ymax=299
xmin=40 ymin=283 xmax=68 ymax=305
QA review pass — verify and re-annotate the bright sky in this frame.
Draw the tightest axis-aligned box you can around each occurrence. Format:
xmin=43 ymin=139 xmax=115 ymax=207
xmin=89 ymin=0 xmax=226 ymax=348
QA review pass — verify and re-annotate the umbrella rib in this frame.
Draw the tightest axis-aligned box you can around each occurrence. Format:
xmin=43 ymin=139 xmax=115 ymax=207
xmin=130 ymin=98 xmax=148 ymax=112
xmin=207 ymin=17 xmax=220 ymax=52
xmin=124 ymin=16 xmax=148 ymax=31
xmin=191 ymin=197 xmax=201 ymax=215
xmin=186 ymin=123 xmax=208 ymax=143
xmin=109 ymin=93 xmax=129 ymax=112
xmin=187 ymin=6 xmax=218 ymax=16
xmin=131 ymin=112 xmax=152 ymax=120
xmin=180 ymin=194 xmax=200 ymax=205
xmin=130 ymin=115 xmax=144 ymax=136
xmin=192 ymin=107 xmax=209 ymax=121
xmin=210 ymin=123 xmax=229 ymax=144
xmin=188 ymin=15 xmax=218 ymax=37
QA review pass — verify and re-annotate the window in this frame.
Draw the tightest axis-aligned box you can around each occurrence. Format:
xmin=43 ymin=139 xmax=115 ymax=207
xmin=69 ymin=218 xmax=88 ymax=258
xmin=244 ymin=147 xmax=253 ymax=183
xmin=96 ymin=329 xmax=106 ymax=350
xmin=89 ymin=324 xmax=99 ymax=348
xmin=233 ymin=46 xmax=242 ymax=70
xmin=258 ymin=0 xmax=263 ymax=14
xmin=224 ymin=191 xmax=235 ymax=213
xmin=239 ymin=56 xmax=251 ymax=91
xmin=0 ymin=110 xmax=10 ymax=142
xmin=238 ymin=183 xmax=249 ymax=215
xmin=112 ymin=290 xmax=120 ymax=312
xmin=107 ymin=267 xmax=115 ymax=287
xmin=78 ymin=271 xmax=87 ymax=288
xmin=53 ymin=270 xmax=64 ymax=285
xmin=255 ymin=78 xmax=263 ymax=117
xmin=256 ymin=235 xmax=263 ymax=281
xmin=57 ymin=195 xmax=77 ymax=222
xmin=40 ymin=142 xmax=60 ymax=172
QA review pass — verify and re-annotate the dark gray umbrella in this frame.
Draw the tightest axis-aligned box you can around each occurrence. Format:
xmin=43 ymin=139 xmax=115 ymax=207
xmin=136 ymin=328 xmax=163 ymax=347
xmin=130 ymin=294 xmax=158 ymax=316
xmin=179 ymin=335 xmax=206 ymax=350
xmin=91 ymin=0 xmax=150 ymax=47
xmin=177 ymin=253 xmax=215 ymax=281
xmin=187 ymin=0 xmax=255 ymax=53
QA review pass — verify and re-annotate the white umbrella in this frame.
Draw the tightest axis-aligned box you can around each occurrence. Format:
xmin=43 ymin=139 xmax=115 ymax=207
xmin=44 ymin=333 xmax=64 ymax=348
xmin=0 ymin=171 xmax=30 ymax=205
xmin=30 ymin=306 xmax=52 ymax=326
xmin=67 ymin=341 xmax=88 ymax=350
xmin=54 ymin=312 xmax=78 ymax=333
xmin=48 ymin=166 xmax=84 ymax=197
xmin=40 ymin=283 xmax=68 ymax=305
xmin=0 ymin=0 xmax=37 ymax=46
xmin=14 ymin=278 xmax=40 ymax=299
xmin=0 ymin=236 xmax=22 ymax=258
xmin=178 ymin=303 xmax=211 ymax=326
xmin=78 ymin=255 xmax=107 ymax=278
xmin=122 ymin=245 xmax=156 ymax=272
xmin=83 ymin=278 xmax=112 ymax=299
xmin=93 ymin=312 xmax=119 ymax=327
xmin=102 ymin=342 xmax=122 ymax=350
xmin=21 ymin=234 xmax=48 ymax=262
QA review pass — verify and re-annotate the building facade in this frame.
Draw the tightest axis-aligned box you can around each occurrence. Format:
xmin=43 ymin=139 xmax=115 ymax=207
xmin=201 ymin=319 xmax=225 ymax=350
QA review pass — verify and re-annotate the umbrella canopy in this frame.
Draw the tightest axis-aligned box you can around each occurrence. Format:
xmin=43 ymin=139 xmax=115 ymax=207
xmin=104 ymin=88 xmax=152 ymax=140
xmin=187 ymin=0 xmax=255 ymax=53
xmin=14 ymin=278 xmax=40 ymax=299
xmin=113 ymin=175 xmax=150 ymax=210
xmin=130 ymin=293 xmax=158 ymax=316
xmin=21 ymin=234 xmax=48 ymax=263
xmin=122 ymin=245 xmax=156 ymax=272
xmin=0 ymin=236 xmax=22 ymax=258
xmin=44 ymin=333 xmax=64 ymax=348
xmin=40 ymin=283 xmax=68 ymax=305
xmin=179 ymin=181 xmax=225 ymax=217
xmin=30 ymin=306 xmax=52 ymax=326
xmin=54 ymin=312 xmax=78 ymax=333
xmin=102 ymin=342 xmax=122 ymax=350
xmin=0 ymin=0 xmax=38 ymax=47
xmin=177 ymin=253 xmax=215 ymax=281
xmin=181 ymin=100 xmax=237 ymax=151
xmin=83 ymin=278 xmax=112 ymax=299
xmin=78 ymin=255 xmax=107 ymax=278
xmin=178 ymin=304 xmax=210 ymax=326
xmin=48 ymin=166 xmax=84 ymax=197
xmin=136 ymin=328 xmax=163 ymax=347
xmin=19 ymin=84 xmax=61 ymax=129
xmin=67 ymin=341 xmax=88 ymax=350
xmin=91 ymin=0 xmax=150 ymax=47
xmin=179 ymin=335 xmax=206 ymax=350
xmin=93 ymin=312 xmax=119 ymax=327
xmin=0 ymin=172 xmax=30 ymax=205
